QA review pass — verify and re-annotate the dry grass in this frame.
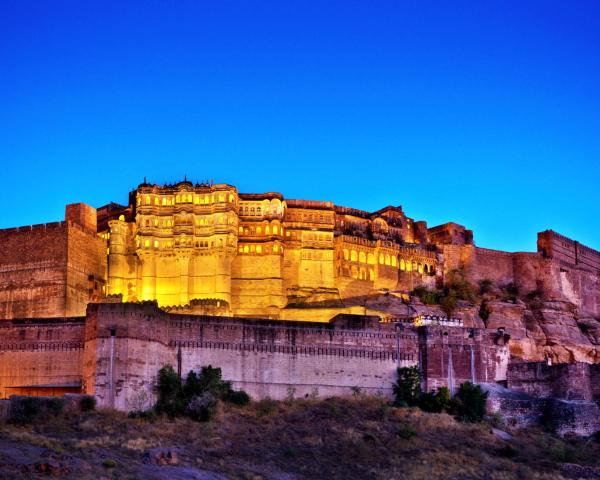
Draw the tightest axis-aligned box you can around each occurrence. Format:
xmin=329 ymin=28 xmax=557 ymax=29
xmin=0 ymin=396 xmax=599 ymax=479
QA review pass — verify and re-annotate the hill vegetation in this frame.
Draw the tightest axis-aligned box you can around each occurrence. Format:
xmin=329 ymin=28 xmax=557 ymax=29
xmin=1 ymin=395 xmax=600 ymax=479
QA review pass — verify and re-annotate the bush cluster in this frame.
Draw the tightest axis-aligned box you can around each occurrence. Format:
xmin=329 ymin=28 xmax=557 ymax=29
xmin=9 ymin=397 xmax=65 ymax=424
xmin=411 ymin=270 xmax=478 ymax=316
xmin=154 ymin=364 xmax=249 ymax=421
xmin=392 ymin=367 xmax=488 ymax=422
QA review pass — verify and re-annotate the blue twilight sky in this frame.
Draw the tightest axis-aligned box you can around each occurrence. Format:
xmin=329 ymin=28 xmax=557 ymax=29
xmin=0 ymin=1 xmax=599 ymax=252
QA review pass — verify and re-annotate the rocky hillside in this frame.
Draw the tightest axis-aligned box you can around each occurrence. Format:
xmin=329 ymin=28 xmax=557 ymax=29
xmin=2 ymin=397 xmax=600 ymax=479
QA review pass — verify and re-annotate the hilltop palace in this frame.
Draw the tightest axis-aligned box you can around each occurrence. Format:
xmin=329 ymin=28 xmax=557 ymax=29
xmin=0 ymin=180 xmax=599 ymax=420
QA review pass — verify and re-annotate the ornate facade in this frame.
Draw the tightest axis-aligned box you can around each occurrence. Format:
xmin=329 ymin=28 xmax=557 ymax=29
xmin=101 ymin=180 xmax=439 ymax=317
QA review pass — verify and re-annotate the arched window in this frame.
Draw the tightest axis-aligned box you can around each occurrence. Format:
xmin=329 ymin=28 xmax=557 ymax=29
xmin=400 ymin=259 xmax=406 ymax=271
xmin=145 ymin=196 xmax=150 ymax=205
xmin=418 ymin=263 xmax=424 ymax=274
xmin=154 ymin=197 xmax=159 ymax=205
xmin=265 ymin=225 xmax=270 ymax=235
xmin=118 ymin=214 xmax=125 ymax=221
xmin=359 ymin=251 xmax=366 ymax=263
xmin=406 ymin=260 xmax=412 ymax=272
xmin=379 ymin=253 xmax=384 ymax=264
xmin=273 ymin=225 xmax=279 ymax=235
xmin=391 ymin=256 xmax=397 ymax=267
xmin=162 ymin=197 xmax=167 ymax=206
xmin=385 ymin=254 xmax=391 ymax=266
xmin=351 ymin=250 xmax=358 ymax=262
xmin=367 ymin=253 xmax=375 ymax=265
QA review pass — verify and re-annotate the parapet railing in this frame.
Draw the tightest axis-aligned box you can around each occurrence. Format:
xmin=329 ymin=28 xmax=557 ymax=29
xmin=169 ymin=340 xmax=415 ymax=362
xmin=0 ymin=341 xmax=85 ymax=351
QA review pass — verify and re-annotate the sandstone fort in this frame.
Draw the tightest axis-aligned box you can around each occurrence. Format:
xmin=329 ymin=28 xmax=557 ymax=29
xmin=1 ymin=180 xmax=599 ymax=434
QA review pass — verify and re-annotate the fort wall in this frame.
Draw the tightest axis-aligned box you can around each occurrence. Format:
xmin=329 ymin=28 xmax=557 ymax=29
xmin=0 ymin=318 xmax=85 ymax=398
xmin=80 ymin=303 xmax=508 ymax=410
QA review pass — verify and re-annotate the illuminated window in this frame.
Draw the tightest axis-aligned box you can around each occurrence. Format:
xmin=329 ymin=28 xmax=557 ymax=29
xmin=212 ymin=194 xmax=215 ymax=203
xmin=243 ymin=245 xmax=249 ymax=253
xmin=257 ymin=226 xmax=262 ymax=234
xmin=385 ymin=254 xmax=391 ymax=266
xmin=273 ymin=244 xmax=279 ymax=252
xmin=154 ymin=197 xmax=159 ymax=205
xmin=379 ymin=254 xmax=384 ymax=264
xmin=219 ymin=194 xmax=224 ymax=202
xmin=239 ymin=226 xmax=243 ymax=234
xmin=154 ymin=240 xmax=159 ymax=248
xmin=137 ymin=197 xmax=141 ymax=206
xmin=273 ymin=225 xmax=279 ymax=235
xmin=392 ymin=256 xmax=397 ymax=267
xmin=145 ymin=196 xmax=150 ymax=205
xmin=418 ymin=263 xmax=423 ymax=274
xmin=400 ymin=259 xmax=406 ymax=271
xmin=239 ymin=246 xmax=243 ymax=253
xmin=187 ymin=194 xmax=192 ymax=203
xmin=286 ymin=231 xmax=290 ymax=237
xmin=412 ymin=261 xmax=417 ymax=271
xmin=343 ymin=249 xmax=349 ymax=260
xmin=144 ymin=239 xmax=150 ymax=248
xmin=176 ymin=195 xmax=180 ymax=203
xmin=118 ymin=214 xmax=125 ymax=221
xmin=351 ymin=250 xmax=358 ymax=262
xmin=256 ymin=245 xmax=262 ymax=253
xmin=367 ymin=253 xmax=375 ymax=265
xmin=406 ymin=261 xmax=412 ymax=272
xmin=194 ymin=196 xmax=199 ymax=205
xmin=359 ymin=251 xmax=366 ymax=263
xmin=265 ymin=225 xmax=270 ymax=235
xmin=229 ymin=194 xmax=234 ymax=202
xmin=154 ymin=219 xmax=158 ymax=226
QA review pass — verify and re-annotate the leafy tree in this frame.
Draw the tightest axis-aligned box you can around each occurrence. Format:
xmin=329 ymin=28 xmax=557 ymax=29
xmin=452 ymin=382 xmax=488 ymax=422
xmin=155 ymin=364 xmax=184 ymax=417
xmin=419 ymin=387 xmax=451 ymax=413
xmin=392 ymin=366 xmax=421 ymax=407
xmin=478 ymin=279 xmax=494 ymax=295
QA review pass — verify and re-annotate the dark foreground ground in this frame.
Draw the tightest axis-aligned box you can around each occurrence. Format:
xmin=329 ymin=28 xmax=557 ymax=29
xmin=1 ymin=396 xmax=599 ymax=480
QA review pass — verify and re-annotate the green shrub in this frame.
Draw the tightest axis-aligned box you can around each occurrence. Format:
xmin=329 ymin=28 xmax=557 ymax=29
xmin=412 ymin=286 xmax=440 ymax=305
xmin=478 ymin=279 xmax=494 ymax=295
xmin=392 ymin=366 xmax=421 ymax=407
xmin=226 ymin=389 xmax=250 ymax=406
xmin=479 ymin=302 xmax=490 ymax=322
xmin=102 ymin=459 xmax=117 ymax=469
xmin=186 ymin=392 xmax=218 ymax=422
xmin=396 ymin=423 xmax=417 ymax=440
xmin=9 ymin=396 xmax=65 ymax=424
xmin=452 ymin=382 xmax=488 ymax=423
xmin=256 ymin=398 xmax=278 ymax=417
xmin=79 ymin=396 xmax=96 ymax=412
xmin=128 ymin=409 xmax=157 ymax=422
xmin=419 ymin=387 xmax=451 ymax=413
xmin=155 ymin=364 xmax=184 ymax=418
xmin=501 ymin=282 xmax=519 ymax=303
